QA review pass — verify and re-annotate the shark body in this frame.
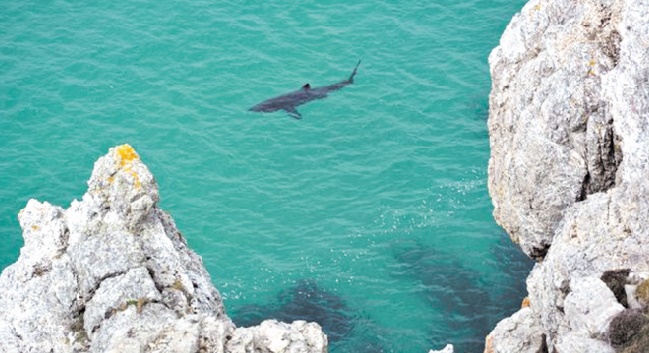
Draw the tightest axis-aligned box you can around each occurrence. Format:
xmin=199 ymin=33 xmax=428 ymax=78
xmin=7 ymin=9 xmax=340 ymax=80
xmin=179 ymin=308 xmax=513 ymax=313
xmin=249 ymin=60 xmax=361 ymax=119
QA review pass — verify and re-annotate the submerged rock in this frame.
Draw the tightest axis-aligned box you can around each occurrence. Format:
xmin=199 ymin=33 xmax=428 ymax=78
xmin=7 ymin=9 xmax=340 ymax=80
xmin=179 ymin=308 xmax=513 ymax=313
xmin=392 ymin=241 xmax=497 ymax=352
xmin=0 ymin=145 xmax=327 ymax=353
xmin=486 ymin=0 xmax=649 ymax=352
xmin=232 ymin=279 xmax=389 ymax=353
xmin=233 ymin=279 xmax=354 ymax=343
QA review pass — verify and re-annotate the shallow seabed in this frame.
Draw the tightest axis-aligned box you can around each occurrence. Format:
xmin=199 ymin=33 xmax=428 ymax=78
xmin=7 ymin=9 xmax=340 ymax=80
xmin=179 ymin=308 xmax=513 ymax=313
xmin=0 ymin=1 xmax=531 ymax=352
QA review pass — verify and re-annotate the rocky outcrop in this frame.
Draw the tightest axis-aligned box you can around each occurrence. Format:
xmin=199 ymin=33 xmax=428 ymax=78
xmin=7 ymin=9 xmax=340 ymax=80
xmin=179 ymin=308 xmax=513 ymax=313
xmin=487 ymin=0 xmax=649 ymax=352
xmin=0 ymin=145 xmax=327 ymax=353
xmin=428 ymin=344 xmax=454 ymax=353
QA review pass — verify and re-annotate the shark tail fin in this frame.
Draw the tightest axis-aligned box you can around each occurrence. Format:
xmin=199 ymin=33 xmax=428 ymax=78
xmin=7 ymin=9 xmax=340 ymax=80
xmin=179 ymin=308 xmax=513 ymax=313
xmin=348 ymin=59 xmax=361 ymax=84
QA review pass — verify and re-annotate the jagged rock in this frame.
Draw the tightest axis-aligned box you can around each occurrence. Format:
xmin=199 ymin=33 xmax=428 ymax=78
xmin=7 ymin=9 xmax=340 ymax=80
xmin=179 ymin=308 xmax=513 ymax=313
xmin=226 ymin=320 xmax=327 ymax=353
xmin=486 ymin=0 xmax=649 ymax=351
xmin=484 ymin=307 xmax=544 ymax=353
xmin=563 ymin=276 xmax=625 ymax=338
xmin=488 ymin=0 xmax=625 ymax=259
xmin=0 ymin=145 xmax=327 ymax=353
xmin=428 ymin=343 xmax=454 ymax=353
xmin=554 ymin=333 xmax=614 ymax=353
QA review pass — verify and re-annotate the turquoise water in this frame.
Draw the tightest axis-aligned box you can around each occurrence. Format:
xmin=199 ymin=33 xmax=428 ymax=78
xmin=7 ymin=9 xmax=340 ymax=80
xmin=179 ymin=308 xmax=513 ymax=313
xmin=0 ymin=1 xmax=532 ymax=352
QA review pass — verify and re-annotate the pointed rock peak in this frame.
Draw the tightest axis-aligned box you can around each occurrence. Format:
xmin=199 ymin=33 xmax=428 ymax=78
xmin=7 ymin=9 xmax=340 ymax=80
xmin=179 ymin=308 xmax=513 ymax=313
xmin=86 ymin=145 xmax=160 ymax=226
xmin=115 ymin=144 xmax=140 ymax=167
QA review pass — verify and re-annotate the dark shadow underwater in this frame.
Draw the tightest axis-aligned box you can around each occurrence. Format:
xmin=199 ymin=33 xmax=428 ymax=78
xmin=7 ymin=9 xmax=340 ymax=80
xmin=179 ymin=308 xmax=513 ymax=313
xmin=231 ymin=279 xmax=387 ymax=352
xmin=391 ymin=234 xmax=533 ymax=352
xmin=229 ymin=232 xmax=532 ymax=353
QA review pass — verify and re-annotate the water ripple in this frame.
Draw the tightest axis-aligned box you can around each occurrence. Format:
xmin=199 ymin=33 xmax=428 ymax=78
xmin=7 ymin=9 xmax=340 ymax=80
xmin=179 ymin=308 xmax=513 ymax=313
xmin=0 ymin=0 xmax=530 ymax=352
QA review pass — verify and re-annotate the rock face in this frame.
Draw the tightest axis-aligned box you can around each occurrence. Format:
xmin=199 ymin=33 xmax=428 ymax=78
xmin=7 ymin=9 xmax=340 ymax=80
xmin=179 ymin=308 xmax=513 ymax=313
xmin=487 ymin=0 xmax=649 ymax=352
xmin=0 ymin=145 xmax=327 ymax=353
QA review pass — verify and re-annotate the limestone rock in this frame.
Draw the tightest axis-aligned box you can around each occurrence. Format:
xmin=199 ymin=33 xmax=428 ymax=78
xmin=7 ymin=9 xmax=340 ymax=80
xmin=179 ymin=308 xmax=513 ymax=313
xmin=226 ymin=320 xmax=327 ymax=353
xmin=554 ymin=333 xmax=615 ymax=353
xmin=484 ymin=307 xmax=545 ymax=353
xmin=428 ymin=343 xmax=454 ymax=353
xmin=488 ymin=0 xmax=627 ymax=259
xmin=486 ymin=0 xmax=649 ymax=351
xmin=563 ymin=276 xmax=625 ymax=338
xmin=0 ymin=145 xmax=327 ymax=353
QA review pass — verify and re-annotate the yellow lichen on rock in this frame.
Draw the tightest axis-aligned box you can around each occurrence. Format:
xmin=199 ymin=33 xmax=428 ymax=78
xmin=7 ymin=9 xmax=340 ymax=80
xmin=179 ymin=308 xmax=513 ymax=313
xmin=587 ymin=59 xmax=597 ymax=76
xmin=173 ymin=278 xmax=185 ymax=291
xmin=136 ymin=298 xmax=147 ymax=314
xmin=113 ymin=144 xmax=141 ymax=189
xmin=636 ymin=279 xmax=649 ymax=306
xmin=522 ymin=297 xmax=531 ymax=308
xmin=115 ymin=144 xmax=140 ymax=167
xmin=123 ymin=165 xmax=141 ymax=189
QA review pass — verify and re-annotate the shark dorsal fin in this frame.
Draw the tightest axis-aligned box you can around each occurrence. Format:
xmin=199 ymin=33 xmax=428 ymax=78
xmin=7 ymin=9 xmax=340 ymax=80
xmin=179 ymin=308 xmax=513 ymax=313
xmin=302 ymin=83 xmax=311 ymax=90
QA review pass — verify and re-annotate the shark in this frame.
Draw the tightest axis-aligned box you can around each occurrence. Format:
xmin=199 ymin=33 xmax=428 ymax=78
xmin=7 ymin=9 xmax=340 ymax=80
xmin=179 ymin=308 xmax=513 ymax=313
xmin=249 ymin=60 xmax=361 ymax=119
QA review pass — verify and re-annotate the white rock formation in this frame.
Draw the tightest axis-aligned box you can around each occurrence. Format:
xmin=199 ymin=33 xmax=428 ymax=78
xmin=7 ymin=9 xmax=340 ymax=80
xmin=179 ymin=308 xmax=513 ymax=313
xmin=428 ymin=343 xmax=454 ymax=353
xmin=0 ymin=144 xmax=327 ymax=353
xmin=486 ymin=0 xmax=649 ymax=352
xmin=485 ymin=307 xmax=545 ymax=353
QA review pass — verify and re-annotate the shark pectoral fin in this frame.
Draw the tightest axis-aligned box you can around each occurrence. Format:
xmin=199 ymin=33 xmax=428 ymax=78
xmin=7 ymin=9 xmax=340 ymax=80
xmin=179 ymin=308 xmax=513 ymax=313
xmin=286 ymin=107 xmax=302 ymax=119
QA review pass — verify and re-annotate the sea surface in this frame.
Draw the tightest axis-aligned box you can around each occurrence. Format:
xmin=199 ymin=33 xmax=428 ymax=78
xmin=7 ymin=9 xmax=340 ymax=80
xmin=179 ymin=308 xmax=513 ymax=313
xmin=0 ymin=1 xmax=533 ymax=352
